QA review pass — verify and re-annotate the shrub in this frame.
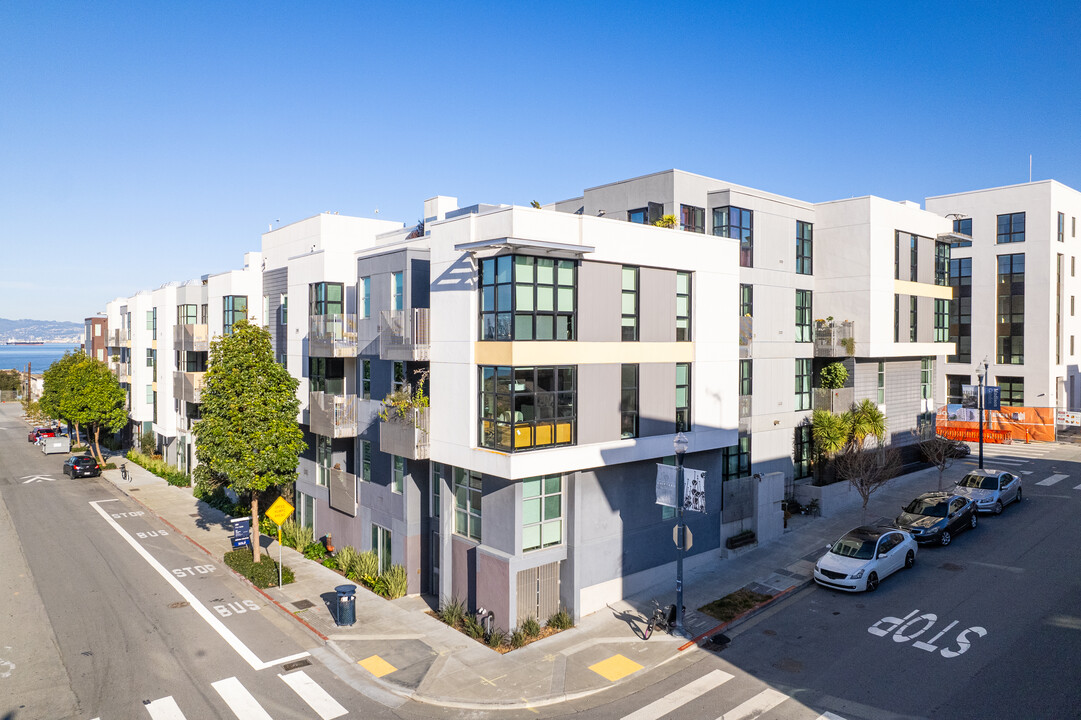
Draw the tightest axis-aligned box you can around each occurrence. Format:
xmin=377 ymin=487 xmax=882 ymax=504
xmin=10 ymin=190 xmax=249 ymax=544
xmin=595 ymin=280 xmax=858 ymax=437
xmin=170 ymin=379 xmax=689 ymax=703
xmin=439 ymin=596 xmax=466 ymax=627
xmin=322 ymin=557 xmax=338 ymax=570
xmin=303 ymin=542 xmax=327 ymax=561
xmin=139 ymin=429 xmax=156 ymax=456
xmin=259 ymin=516 xmax=277 ymax=538
xmin=487 ymin=627 xmax=507 ymax=648
xmin=383 ymin=564 xmax=408 ymax=599
xmin=335 ymin=545 xmax=360 ymax=577
xmin=521 ymin=615 xmax=541 ymax=638
xmin=356 ymin=551 xmax=379 ymax=578
xmin=820 ymin=362 xmax=848 ymax=390
xmin=510 ymin=628 xmax=527 ymax=648
xmin=463 ymin=615 xmax=485 ymax=639
xmin=366 ymin=574 xmax=390 ymax=597
xmin=224 ymin=548 xmax=294 ymax=588
xmin=547 ymin=607 xmax=573 ymax=631
xmin=127 ymin=450 xmax=190 ymax=487
xmin=281 ymin=520 xmax=313 ymax=550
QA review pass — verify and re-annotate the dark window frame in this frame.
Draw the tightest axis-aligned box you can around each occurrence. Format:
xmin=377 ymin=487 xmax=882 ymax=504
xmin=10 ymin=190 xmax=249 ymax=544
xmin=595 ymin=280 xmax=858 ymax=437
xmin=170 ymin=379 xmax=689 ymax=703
xmin=680 ymin=204 xmax=705 ymax=233
xmin=676 ymin=362 xmax=691 ymax=432
xmin=714 ymin=206 xmax=754 ymax=267
xmin=621 ymin=266 xmax=639 ymax=341
xmin=796 ymin=221 xmax=813 ymax=275
xmin=949 ymin=257 xmax=972 ymax=363
xmin=997 ymin=212 xmax=1026 ymax=244
xmin=620 ymin=363 xmax=638 ymax=439
xmin=795 ymin=358 xmax=811 ymax=411
xmin=478 ymin=365 xmax=577 ymax=452
xmin=996 ymin=253 xmax=1025 ymax=364
xmin=479 ymin=255 xmax=577 ymax=341
xmin=676 ymin=271 xmax=692 ymax=341
xmin=795 ymin=289 xmax=813 ymax=342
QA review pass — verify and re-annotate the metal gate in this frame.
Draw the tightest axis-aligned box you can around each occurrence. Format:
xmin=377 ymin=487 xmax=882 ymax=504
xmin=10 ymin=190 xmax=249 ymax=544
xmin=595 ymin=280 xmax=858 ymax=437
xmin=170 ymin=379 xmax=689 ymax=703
xmin=516 ymin=561 xmax=560 ymax=626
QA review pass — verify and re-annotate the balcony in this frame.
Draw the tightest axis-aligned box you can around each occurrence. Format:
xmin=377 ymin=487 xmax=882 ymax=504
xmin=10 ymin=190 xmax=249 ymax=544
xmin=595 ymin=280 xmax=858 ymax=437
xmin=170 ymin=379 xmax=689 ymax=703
xmin=813 ymin=386 xmax=854 ymax=413
xmin=174 ymin=323 xmax=209 ymax=352
xmin=814 ymin=320 xmax=854 ymax=357
xmin=738 ymin=394 xmax=752 ymax=419
xmin=739 ymin=315 xmax=753 ymax=358
xmin=379 ymin=407 xmax=430 ymax=460
xmin=111 ymin=361 xmax=131 ymax=383
xmin=309 ymin=314 xmax=358 ymax=358
xmin=380 ymin=308 xmax=430 ymax=361
xmin=309 ymin=391 xmax=358 ymax=438
xmin=173 ymin=371 xmax=206 ymax=404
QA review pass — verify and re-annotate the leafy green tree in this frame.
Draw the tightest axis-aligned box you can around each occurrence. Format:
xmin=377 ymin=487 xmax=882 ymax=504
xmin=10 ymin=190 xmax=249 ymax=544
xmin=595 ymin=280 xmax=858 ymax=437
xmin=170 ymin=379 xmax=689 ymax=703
xmin=41 ymin=352 xmax=127 ymax=463
xmin=40 ymin=352 xmax=86 ymax=443
xmin=848 ymin=398 xmax=887 ymax=448
xmin=0 ymin=369 xmax=20 ymax=392
xmin=811 ymin=399 xmax=889 ymax=488
xmin=193 ymin=320 xmax=305 ymax=562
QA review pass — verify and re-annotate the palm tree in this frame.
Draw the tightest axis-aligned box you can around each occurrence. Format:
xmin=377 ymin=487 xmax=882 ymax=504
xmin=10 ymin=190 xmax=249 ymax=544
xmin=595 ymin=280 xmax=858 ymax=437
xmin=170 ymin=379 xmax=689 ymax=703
xmin=811 ymin=408 xmax=849 ymax=457
xmin=847 ymin=398 xmax=887 ymax=448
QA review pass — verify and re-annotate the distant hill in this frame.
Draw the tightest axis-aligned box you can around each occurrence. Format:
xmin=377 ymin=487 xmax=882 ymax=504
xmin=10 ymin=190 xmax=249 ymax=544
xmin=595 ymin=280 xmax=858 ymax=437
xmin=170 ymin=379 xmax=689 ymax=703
xmin=0 ymin=317 xmax=85 ymax=343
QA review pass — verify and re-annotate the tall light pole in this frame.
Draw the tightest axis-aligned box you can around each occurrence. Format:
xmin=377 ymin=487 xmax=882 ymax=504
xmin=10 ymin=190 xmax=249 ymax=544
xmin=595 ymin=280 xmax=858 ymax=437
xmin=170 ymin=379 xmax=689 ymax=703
xmin=977 ymin=358 xmax=988 ymax=470
xmin=673 ymin=431 xmax=689 ymax=638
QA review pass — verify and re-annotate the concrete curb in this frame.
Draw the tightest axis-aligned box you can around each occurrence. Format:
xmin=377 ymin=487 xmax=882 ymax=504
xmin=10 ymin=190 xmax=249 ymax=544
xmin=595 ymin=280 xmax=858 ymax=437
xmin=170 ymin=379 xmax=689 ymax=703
xmin=679 ymin=578 xmax=814 ymax=651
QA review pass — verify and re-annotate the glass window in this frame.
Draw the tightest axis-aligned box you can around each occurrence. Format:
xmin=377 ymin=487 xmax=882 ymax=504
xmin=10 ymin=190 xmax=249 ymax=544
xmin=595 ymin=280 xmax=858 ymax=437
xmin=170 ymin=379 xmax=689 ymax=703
xmin=949 ymin=257 xmax=972 ymax=363
xmin=315 ymin=435 xmax=331 ymax=487
xmin=522 ymin=474 xmax=562 ymax=551
xmin=676 ymin=272 xmax=691 ymax=341
xmin=432 ymin=463 xmax=441 ymax=517
xmin=146 ymin=348 xmax=154 ymax=368
xmin=309 ymin=357 xmax=344 ymax=394
xmin=796 ymin=221 xmax=813 ymax=275
xmin=454 ymin=467 xmax=482 ymax=541
xmin=147 ymin=310 xmax=154 ymax=331
xmin=362 ymin=359 xmax=371 ymax=400
xmin=997 ymin=253 xmax=1025 ymax=364
xmin=361 ymin=440 xmax=371 ymax=482
xmin=795 ymin=358 xmax=811 ymax=411
xmin=478 ymin=365 xmax=576 ymax=452
xmin=739 ymin=284 xmax=753 ymax=317
xmin=910 ymin=296 xmax=918 ymax=342
xmin=878 ymin=361 xmax=885 ymax=404
xmin=621 ymin=266 xmax=638 ymax=341
xmin=392 ymin=455 xmax=405 ymax=494
xmin=628 ymin=207 xmax=648 ymax=224
xmin=372 ymin=524 xmax=391 ymax=573
xmin=739 ymin=359 xmax=752 ymax=397
xmin=1058 ymin=212 xmax=1065 ymax=243
xmin=721 ymin=436 xmax=750 ymax=482
xmin=795 ymin=290 xmax=812 ymax=342
xmin=997 ymin=377 xmax=1024 ymax=407
xmin=714 ymin=206 xmax=754 ymax=267
xmin=946 ymin=375 xmax=967 ymax=405
xmin=146 ymin=384 xmax=154 ymax=404
xmin=894 ymin=295 xmax=900 ymax=343
xmin=921 ymin=358 xmax=933 ymax=400
xmin=620 ymin=364 xmax=638 ymax=439
xmin=935 ymin=242 xmax=951 ymax=286
xmin=300 ymin=492 xmax=314 ymax=529
xmin=177 ymin=304 xmax=198 ymax=325
xmin=680 ymin=204 xmax=705 ymax=233
xmin=223 ymin=295 xmax=247 ymax=336
xmin=935 ymin=299 xmax=949 ymax=342
xmin=479 ymin=255 xmax=576 ymax=341
xmin=794 ymin=425 xmax=813 ymax=479
xmin=951 ymin=218 xmax=972 ymax=248
xmin=676 ymin=363 xmax=691 ymax=432
xmin=392 ymin=272 xmax=404 ymax=311
xmin=997 ymin=212 xmax=1025 ymax=244
xmin=360 ymin=277 xmax=370 ymax=319
xmin=393 ymin=361 xmax=405 ymax=391
xmin=280 ymin=295 xmax=288 ymax=326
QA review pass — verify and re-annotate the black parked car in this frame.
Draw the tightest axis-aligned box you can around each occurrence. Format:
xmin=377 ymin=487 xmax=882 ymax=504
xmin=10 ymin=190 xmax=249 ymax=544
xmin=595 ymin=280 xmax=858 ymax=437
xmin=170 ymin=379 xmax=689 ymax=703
xmin=63 ymin=455 xmax=101 ymax=478
xmin=894 ymin=491 xmax=977 ymax=546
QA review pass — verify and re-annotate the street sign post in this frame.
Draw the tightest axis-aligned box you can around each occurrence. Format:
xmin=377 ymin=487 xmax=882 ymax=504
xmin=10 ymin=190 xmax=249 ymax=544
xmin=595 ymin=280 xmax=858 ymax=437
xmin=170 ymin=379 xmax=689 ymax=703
xmin=266 ymin=497 xmax=295 ymax=587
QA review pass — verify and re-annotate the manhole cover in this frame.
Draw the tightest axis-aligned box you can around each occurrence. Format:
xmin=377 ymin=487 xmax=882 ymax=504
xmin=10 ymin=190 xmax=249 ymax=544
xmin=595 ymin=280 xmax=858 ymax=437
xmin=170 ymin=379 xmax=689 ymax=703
xmin=292 ymin=599 xmax=315 ymax=610
xmin=169 ymin=602 xmax=189 ymax=609
xmin=941 ymin=562 xmax=965 ymax=572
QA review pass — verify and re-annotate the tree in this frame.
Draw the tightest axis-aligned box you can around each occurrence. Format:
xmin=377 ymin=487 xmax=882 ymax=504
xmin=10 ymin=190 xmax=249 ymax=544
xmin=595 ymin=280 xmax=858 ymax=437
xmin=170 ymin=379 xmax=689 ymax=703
xmin=848 ymin=398 xmax=887 ymax=448
xmin=819 ymin=362 xmax=848 ymax=390
xmin=834 ymin=445 xmax=902 ymax=512
xmin=811 ymin=399 xmax=890 ymax=491
xmin=193 ymin=320 xmax=305 ymax=562
xmin=917 ymin=426 xmax=956 ymax=490
xmin=40 ymin=352 xmax=84 ymax=442
xmin=0 ymin=369 xmax=20 ymax=392
xmin=41 ymin=353 xmax=127 ymax=463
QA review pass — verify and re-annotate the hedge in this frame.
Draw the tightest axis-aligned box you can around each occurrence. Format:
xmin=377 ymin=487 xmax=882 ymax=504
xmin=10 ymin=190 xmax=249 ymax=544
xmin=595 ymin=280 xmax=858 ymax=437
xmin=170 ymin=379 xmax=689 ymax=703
xmin=224 ymin=548 xmax=295 ymax=588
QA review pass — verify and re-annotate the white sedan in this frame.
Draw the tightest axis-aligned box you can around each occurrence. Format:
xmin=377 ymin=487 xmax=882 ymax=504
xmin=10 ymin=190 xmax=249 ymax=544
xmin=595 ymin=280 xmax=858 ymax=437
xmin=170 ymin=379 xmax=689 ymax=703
xmin=814 ymin=526 xmax=918 ymax=592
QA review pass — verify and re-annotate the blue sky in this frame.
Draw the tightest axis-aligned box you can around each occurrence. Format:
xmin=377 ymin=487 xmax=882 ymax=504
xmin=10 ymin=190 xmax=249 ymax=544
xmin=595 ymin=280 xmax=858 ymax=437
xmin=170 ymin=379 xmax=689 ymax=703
xmin=2 ymin=1 xmax=1079 ymax=322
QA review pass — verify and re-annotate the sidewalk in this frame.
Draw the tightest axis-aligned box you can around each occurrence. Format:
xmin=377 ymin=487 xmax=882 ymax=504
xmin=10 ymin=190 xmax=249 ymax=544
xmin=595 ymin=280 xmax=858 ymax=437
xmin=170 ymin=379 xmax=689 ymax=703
xmin=100 ymin=457 xmax=952 ymax=709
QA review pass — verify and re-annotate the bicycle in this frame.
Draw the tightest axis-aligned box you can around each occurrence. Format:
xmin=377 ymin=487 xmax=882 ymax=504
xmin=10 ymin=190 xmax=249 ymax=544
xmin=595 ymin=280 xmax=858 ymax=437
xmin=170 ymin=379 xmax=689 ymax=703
xmin=644 ymin=603 xmax=680 ymax=640
xmin=120 ymin=463 xmax=129 ymax=482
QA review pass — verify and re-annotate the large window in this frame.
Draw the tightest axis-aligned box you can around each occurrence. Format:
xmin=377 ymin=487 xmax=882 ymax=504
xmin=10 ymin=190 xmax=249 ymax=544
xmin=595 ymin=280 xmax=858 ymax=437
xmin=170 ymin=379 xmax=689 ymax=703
xmin=921 ymin=358 xmax=933 ymax=401
xmin=392 ymin=455 xmax=405 ymax=494
xmin=721 ymin=436 xmax=750 ymax=482
xmin=177 ymin=304 xmax=198 ymax=325
xmin=479 ymin=366 xmax=576 ymax=452
xmin=628 ymin=207 xmax=648 ymax=224
xmin=739 ymin=284 xmax=753 ymax=317
xmin=310 ymin=282 xmax=343 ymax=316
xmin=878 ymin=361 xmax=885 ymax=404
xmin=795 ymin=358 xmax=811 ymax=411
xmin=315 ymin=435 xmax=331 ymax=487
xmin=392 ymin=271 xmax=404 ymax=311
xmin=362 ymin=359 xmax=371 ymax=400
xmin=621 ymin=266 xmax=638 ymax=341
xmin=223 ymin=295 xmax=247 ymax=336
xmin=949 ymin=257 xmax=972 ymax=363
xmin=951 ymin=218 xmax=972 ymax=248
xmin=796 ymin=221 xmax=813 ymax=275
xmin=946 ymin=375 xmax=967 ymax=405
xmin=935 ymin=242 xmax=950 ymax=286
xmin=675 ymin=363 xmax=691 ymax=432
xmin=360 ymin=440 xmax=371 ymax=482
xmin=522 ymin=474 xmax=561 ymax=551
xmin=935 ymin=299 xmax=949 ymax=342
xmin=794 ymin=425 xmax=813 ymax=480
xmin=479 ymin=255 xmax=576 ymax=341
xmin=1058 ymin=212 xmax=1065 ymax=243
xmin=997 ymin=253 xmax=1025 ymax=364
xmin=310 ymin=357 xmax=344 ymax=394
xmin=454 ymin=467 xmax=482 ymax=541
xmin=997 ymin=377 xmax=1024 ymax=407
xmin=620 ymin=364 xmax=638 ymax=439
xmin=910 ymin=297 xmax=918 ymax=342
xmin=895 ymin=232 xmax=918 ymax=281
xmin=795 ymin=290 xmax=812 ymax=342
xmin=714 ymin=206 xmax=753 ymax=267
xmin=676 ymin=272 xmax=691 ymax=341
xmin=680 ymin=204 xmax=705 ymax=233
xmin=997 ymin=212 xmax=1025 ymax=244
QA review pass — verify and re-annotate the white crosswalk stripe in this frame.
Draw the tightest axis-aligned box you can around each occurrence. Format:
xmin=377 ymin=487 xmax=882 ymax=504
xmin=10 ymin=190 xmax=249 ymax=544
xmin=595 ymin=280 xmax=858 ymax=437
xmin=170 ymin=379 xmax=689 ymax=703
xmin=1074 ymin=483 xmax=1081 ymax=490
xmin=718 ymin=687 xmax=789 ymax=719
xmin=212 ymin=677 xmax=274 ymax=720
xmin=279 ymin=670 xmax=349 ymax=719
xmin=622 ymin=669 xmax=734 ymax=720
xmin=1036 ymin=474 xmax=1069 ymax=486
xmin=144 ymin=696 xmax=186 ymax=720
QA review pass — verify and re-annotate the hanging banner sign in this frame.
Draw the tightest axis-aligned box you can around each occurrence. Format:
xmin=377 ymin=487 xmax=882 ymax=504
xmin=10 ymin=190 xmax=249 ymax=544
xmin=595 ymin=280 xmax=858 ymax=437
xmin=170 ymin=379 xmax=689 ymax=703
xmin=655 ymin=464 xmax=677 ymax=507
xmin=655 ymin=464 xmax=706 ymax=512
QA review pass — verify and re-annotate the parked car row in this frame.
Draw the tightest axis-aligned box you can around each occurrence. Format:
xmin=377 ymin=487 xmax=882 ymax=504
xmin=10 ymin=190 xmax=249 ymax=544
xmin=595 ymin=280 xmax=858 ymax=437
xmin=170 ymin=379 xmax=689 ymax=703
xmin=814 ymin=466 xmax=1023 ymax=593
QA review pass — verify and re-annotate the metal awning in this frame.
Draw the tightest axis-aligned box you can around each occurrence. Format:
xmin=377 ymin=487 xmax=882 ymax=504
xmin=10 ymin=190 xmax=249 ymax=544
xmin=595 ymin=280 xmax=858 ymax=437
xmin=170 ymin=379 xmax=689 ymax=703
xmin=937 ymin=231 xmax=973 ymax=244
xmin=453 ymin=237 xmax=595 ymax=257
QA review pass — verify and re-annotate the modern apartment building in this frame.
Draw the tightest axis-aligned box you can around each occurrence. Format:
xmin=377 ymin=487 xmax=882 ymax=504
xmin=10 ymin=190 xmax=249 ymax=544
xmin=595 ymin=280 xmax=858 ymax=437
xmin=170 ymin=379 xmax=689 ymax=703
xmin=83 ymin=316 xmax=108 ymax=362
xmin=926 ymin=180 xmax=1081 ymax=411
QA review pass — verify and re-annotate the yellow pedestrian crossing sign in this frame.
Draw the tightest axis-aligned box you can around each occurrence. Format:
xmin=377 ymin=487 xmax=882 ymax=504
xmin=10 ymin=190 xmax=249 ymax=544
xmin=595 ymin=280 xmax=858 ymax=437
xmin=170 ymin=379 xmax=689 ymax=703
xmin=266 ymin=496 xmax=295 ymax=526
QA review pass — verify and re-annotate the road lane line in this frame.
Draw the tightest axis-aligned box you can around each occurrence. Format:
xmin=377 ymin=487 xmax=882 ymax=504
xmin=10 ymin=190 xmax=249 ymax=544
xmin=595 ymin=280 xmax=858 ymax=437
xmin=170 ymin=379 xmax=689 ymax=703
xmin=1075 ymin=483 xmax=1081 ymax=490
xmin=89 ymin=500 xmax=309 ymax=671
xmin=717 ymin=687 xmax=787 ymax=720
xmin=279 ymin=670 xmax=348 ymax=719
xmin=1036 ymin=474 xmax=1068 ymax=486
xmin=211 ymin=677 xmax=273 ymax=720
xmin=815 ymin=713 xmax=850 ymax=720
xmin=622 ymin=669 xmax=734 ymax=720
xmin=144 ymin=696 xmax=186 ymax=719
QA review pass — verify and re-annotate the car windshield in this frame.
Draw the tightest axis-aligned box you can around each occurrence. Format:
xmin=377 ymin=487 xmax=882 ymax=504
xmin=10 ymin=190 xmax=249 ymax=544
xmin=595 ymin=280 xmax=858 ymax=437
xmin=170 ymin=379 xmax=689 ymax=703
xmin=830 ymin=535 xmax=877 ymax=559
xmin=959 ymin=474 xmax=998 ymax=490
xmin=903 ymin=498 xmax=947 ymax=517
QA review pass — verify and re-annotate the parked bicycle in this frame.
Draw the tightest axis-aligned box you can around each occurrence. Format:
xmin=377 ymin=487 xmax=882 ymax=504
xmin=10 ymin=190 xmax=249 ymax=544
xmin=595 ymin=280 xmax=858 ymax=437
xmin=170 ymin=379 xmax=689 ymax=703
xmin=644 ymin=602 xmax=682 ymax=640
xmin=120 ymin=463 xmax=129 ymax=482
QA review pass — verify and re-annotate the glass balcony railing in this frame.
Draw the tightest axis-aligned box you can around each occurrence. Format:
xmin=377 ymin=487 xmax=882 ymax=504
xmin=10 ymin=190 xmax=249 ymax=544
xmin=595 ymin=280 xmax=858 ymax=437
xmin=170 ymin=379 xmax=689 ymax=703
xmin=309 ymin=314 xmax=358 ymax=357
xmin=173 ymin=371 xmax=205 ymax=404
xmin=174 ymin=324 xmax=209 ymax=352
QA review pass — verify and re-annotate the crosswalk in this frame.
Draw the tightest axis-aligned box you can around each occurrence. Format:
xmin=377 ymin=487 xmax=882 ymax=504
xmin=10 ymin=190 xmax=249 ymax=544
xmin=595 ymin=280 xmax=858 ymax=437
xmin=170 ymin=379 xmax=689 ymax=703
xmin=620 ymin=668 xmax=848 ymax=720
xmin=93 ymin=669 xmax=349 ymax=720
xmin=958 ymin=443 xmax=1081 ymax=491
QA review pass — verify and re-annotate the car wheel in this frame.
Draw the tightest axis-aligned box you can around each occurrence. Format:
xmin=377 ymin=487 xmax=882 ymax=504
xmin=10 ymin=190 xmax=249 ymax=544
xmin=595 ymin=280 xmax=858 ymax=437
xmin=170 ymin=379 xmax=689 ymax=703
xmin=970 ymin=513 xmax=978 ymax=530
xmin=1016 ymin=487 xmax=1022 ymax=503
xmin=905 ymin=550 xmax=915 ymax=569
xmin=993 ymin=501 xmax=1003 ymax=515
xmin=940 ymin=531 xmax=952 ymax=547
xmin=865 ymin=572 xmax=879 ymax=592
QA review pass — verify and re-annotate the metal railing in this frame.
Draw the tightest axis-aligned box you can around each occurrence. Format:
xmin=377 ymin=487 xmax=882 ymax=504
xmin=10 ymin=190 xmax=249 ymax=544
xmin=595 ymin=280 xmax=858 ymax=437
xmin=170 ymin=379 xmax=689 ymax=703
xmin=173 ymin=323 xmax=209 ymax=351
xmin=814 ymin=320 xmax=854 ymax=357
xmin=309 ymin=390 xmax=358 ymax=438
xmin=379 ymin=406 xmax=430 ymax=460
xmin=309 ymin=314 xmax=358 ymax=357
xmin=379 ymin=308 xmax=430 ymax=361
xmin=111 ymin=361 xmax=131 ymax=383
xmin=173 ymin=371 xmax=206 ymax=404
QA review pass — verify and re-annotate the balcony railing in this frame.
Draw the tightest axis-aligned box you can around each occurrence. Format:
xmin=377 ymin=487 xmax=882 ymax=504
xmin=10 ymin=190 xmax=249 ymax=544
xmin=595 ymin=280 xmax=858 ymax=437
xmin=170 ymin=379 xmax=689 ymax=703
xmin=173 ymin=323 xmax=209 ymax=352
xmin=309 ymin=314 xmax=358 ymax=357
xmin=380 ymin=308 xmax=430 ymax=361
xmin=118 ymin=328 xmax=131 ymax=347
xmin=111 ymin=361 xmax=131 ymax=384
xmin=309 ymin=390 xmax=358 ymax=438
xmin=813 ymin=386 xmax=855 ymax=413
xmin=173 ymin=371 xmax=206 ymax=404
xmin=379 ymin=406 xmax=430 ymax=460
xmin=738 ymin=394 xmax=752 ymax=419
xmin=814 ymin=320 xmax=855 ymax=357
xmin=739 ymin=315 xmax=753 ymax=358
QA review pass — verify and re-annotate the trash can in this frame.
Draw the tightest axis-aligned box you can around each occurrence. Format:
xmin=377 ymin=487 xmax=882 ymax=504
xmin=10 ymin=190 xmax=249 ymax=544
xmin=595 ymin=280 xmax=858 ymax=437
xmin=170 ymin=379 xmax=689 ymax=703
xmin=334 ymin=585 xmax=356 ymax=627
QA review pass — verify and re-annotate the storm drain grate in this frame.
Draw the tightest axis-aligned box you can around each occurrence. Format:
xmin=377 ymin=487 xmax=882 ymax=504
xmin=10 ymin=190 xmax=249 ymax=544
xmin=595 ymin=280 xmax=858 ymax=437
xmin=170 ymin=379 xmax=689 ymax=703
xmin=283 ymin=659 xmax=311 ymax=671
xmin=292 ymin=599 xmax=315 ymax=610
xmin=169 ymin=602 xmax=190 ymax=609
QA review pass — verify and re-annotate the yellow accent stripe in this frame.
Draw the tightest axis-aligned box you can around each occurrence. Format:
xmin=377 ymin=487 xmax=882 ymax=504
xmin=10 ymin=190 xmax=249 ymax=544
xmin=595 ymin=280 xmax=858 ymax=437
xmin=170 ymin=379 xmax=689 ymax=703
xmin=893 ymin=279 xmax=954 ymax=300
xmin=474 ymin=341 xmax=694 ymax=366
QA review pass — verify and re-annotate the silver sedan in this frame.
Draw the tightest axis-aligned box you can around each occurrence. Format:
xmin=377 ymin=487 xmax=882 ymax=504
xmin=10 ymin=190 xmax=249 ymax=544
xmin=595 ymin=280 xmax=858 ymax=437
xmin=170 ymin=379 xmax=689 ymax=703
xmin=954 ymin=469 xmax=1022 ymax=515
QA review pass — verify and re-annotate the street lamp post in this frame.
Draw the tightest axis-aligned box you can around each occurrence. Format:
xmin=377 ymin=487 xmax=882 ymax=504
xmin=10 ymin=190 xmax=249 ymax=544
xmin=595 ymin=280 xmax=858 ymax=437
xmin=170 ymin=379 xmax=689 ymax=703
xmin=977 ymin=359 xmax=988 ymax=470
xmin=673 ymin=431 xmax=689 ymax=638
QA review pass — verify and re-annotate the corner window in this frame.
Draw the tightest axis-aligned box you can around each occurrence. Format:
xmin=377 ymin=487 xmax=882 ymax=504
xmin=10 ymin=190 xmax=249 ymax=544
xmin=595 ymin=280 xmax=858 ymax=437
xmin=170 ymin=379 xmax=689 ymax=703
xmin=676 ymin=272 xmax=691 ymax=341
xmin=740 ymin=284 xmax=753 ymax=317
xmin=721 ymin=436 xmax=750 ymax=482
xmin=621 ymin=266 xmax=639 ymax=341
xmin=522 ymin=474 xmax=561 ymax=551
xmin=628 ymin=207 xmax=648 ymax=224
xmin=479 ymin=366 xmax=576 ymax=452
xmin=360 ymin=277 xmax=370 ymax=319
xmin=951 ymin=218 xmax=972 ymax=248
xmin=177 ymin=304 xmax=198 ymax=325
xmin=454 ymin=467 xmax=482 ymax=541
xmin=309 ymin=282 xmax=343 ymax=316
xmin=680 ymin=204 xmax=705 ymax=233
xmin=479 ymin=255 xmax=577 ymax=341
xmin=714 ymin=206 xmax=753 ymax=267
xmin=935 ymin=242 xmax=950 ymax=286
xmin=796 ymin=221 xmax=813 ymax=275
xmin=620 ymin=364 xmax=638 ymax=439
xmin=795 ymin=290 xmax=812 ymax=342
xmin=223 ymin=296 xmax=247 ymax=336
xmin=675 ymin=363 xmax=691 ymax=432
xmin=997 ymin=212 xmax=1025 ymax=244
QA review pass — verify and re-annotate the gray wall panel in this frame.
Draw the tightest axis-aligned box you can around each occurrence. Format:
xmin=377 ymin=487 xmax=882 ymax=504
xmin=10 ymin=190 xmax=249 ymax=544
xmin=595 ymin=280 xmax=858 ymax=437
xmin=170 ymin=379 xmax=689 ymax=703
xmin=577 ymin=261 xmax=620 ymax=342
xmin=640 ymin=267 xmax=676 ymax=342
xmin=578 ymin=363 xmax=620 ymax=445
xmin=639 ymin=362 xmax=675 ymax=437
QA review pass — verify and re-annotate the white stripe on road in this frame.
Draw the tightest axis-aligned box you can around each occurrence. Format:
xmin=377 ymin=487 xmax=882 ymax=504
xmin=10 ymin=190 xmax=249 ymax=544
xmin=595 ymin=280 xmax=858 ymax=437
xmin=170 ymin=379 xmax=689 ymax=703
xmin=1021 ymin=471 xmax=1033 ymax=475
xmin=1075 ymin=483 xmax=1081 ymax=490
xmin=212 ymin=677 xmax=273 ymax=720
xmin=89 ymin=500 xmax=309 ymax=671
xmin=816 ymin=713 xmax=850 ymax=720
xmin=622 ymin=669 xmax=734 ymax=720
xmin=963 ymin=458 xmax=1027 ymax=466
xmin=279 ymin=670 xmax=348 ymax=719
xmin=145 ymin=696 xmax=186 ymax=720
xmin=717 ymin=688 xmax=788 ymax=719
xmin=1036 ymin=474 xmax=1068 ymax=486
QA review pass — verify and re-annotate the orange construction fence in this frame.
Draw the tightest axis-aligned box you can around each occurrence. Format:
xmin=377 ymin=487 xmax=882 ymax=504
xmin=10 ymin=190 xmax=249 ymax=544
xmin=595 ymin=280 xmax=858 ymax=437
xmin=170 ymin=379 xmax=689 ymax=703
xmin=936 ymin=405 xmax=1056 ymax=444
